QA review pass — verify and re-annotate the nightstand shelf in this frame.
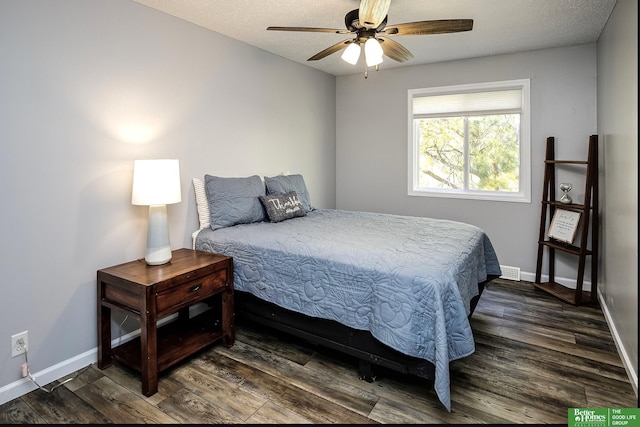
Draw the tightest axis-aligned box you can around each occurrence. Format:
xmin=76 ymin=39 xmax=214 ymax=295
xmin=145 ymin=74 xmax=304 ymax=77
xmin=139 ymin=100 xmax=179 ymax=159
xmin=111 ymin=308 xmax=223 ymax=373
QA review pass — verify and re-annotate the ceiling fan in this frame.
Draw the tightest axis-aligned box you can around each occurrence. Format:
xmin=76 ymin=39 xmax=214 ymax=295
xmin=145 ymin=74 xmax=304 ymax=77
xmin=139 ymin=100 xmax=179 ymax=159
xmin=267 ymin=0 xmax=473 ymax=77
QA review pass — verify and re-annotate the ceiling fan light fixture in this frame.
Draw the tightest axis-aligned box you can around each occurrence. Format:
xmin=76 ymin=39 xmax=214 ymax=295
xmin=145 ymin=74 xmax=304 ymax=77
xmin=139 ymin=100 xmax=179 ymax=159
xmin=364 ymin=37 xmax=383 ymax=59
xmin=266 ymin=1 xmax=474 ymax=74
xmin=365 ymin=52 xmax=383 ymax=67
xmin=341 ymin=42 xmax=361 ymax=65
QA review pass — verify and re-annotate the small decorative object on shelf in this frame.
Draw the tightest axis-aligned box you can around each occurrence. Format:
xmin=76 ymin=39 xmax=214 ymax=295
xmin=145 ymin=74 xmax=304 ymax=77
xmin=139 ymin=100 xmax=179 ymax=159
xmin=548 ymin=208 xmax=581 ymax=244
xmin=559 ymin=182 xmax=573 ymax=204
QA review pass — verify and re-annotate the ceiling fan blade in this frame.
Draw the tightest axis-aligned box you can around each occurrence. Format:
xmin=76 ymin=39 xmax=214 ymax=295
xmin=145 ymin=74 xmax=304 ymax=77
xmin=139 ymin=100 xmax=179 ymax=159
xmin=267 ymin=26 xmax=351 ymax=34
xmin=378 ymin=37 xmax=414 ymax=62
xmin=383 ymin=19 xmax=473 ymax=36
xmin=308 ymin=39 xmax=353 ymax=61
xmin=359 ymin=0 xmax=391 ymax=29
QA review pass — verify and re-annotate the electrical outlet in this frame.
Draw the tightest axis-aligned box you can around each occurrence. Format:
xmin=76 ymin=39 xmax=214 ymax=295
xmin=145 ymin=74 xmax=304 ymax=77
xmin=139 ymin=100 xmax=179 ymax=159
xmin=11 ymin=331 xmax=28 ymax=358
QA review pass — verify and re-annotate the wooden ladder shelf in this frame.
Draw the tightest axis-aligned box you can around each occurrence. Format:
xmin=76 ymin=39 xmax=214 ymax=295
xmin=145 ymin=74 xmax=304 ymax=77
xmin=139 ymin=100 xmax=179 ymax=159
xmin=534 ymin=135 xmax=599 ymax=305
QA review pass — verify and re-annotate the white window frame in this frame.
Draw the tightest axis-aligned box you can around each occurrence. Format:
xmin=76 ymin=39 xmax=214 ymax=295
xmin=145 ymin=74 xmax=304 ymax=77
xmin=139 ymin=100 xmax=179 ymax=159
xmin=408 ymin=79 xmax=531 ymax=203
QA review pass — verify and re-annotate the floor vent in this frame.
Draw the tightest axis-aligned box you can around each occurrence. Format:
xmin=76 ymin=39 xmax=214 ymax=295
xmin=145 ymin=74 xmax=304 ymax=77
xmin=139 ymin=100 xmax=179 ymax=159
xmin=500 ymin=265 xmax=521 ymax=281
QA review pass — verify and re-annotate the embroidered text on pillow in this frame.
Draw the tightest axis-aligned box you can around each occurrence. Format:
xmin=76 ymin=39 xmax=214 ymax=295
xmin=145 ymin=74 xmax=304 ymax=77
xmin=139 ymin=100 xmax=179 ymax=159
xmin=264 ymin=193 xmax=302 ymax=214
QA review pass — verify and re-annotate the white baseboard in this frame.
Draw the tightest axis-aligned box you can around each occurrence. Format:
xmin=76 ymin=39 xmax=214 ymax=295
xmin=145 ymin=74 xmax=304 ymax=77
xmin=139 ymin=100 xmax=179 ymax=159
xmin=519 ymin=270 xmax=592 ymax=291
xmin=0 ymin=348 xmax=97 ymax=406
xmin=598 ymin=289 xmax=639 ymax=398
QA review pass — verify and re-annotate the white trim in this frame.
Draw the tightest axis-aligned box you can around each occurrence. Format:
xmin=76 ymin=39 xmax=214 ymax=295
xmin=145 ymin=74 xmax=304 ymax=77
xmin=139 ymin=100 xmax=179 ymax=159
xmin=408 ymin=187 xmax=532 ymax=203
xmin=0 ymin=349 xmax=97 ymax=406
xmin=519 ymin=271 xmax=592 ymax=292
xmin=598 ymin=290 xmax=639 ymax=397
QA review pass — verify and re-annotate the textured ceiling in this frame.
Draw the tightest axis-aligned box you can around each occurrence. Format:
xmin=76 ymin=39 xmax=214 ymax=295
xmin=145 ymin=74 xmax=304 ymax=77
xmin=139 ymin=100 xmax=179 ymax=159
xmin=132 ymin=0 xmax=616 ymax=76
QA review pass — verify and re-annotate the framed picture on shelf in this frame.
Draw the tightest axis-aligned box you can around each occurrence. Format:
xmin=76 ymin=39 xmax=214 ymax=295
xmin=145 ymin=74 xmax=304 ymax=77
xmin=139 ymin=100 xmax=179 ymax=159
xmin=547 ymin=209 xmax=581 ymax=244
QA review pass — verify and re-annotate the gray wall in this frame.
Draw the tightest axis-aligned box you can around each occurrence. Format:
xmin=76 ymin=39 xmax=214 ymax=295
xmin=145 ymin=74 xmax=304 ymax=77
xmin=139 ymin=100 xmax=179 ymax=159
xmin=597 ymin=0 xmax=638 ymax=390
xmin=336 ymin=44 xmax=598 ymax=283
xmin=0 ymin=0 xmax=336 ymax=395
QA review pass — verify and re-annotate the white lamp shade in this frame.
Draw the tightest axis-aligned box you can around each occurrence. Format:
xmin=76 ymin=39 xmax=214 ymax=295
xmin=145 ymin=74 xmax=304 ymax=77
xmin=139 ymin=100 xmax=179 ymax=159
xmin=364 ymin=38 xmax=383 ymax=66
xmin=131 ymin=159 xmax=182 ymax=206
xmin=341 ymin=42 xmax=361 ymax=65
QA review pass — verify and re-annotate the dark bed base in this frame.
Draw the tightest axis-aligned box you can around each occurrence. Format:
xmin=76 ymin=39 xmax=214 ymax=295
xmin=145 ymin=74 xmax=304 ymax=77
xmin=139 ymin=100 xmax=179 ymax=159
xmin=234 ymin=277 xmax=495 ymax=384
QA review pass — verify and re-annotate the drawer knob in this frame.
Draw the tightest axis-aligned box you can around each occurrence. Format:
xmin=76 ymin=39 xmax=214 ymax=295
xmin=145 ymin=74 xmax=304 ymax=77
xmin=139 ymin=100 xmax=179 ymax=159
xmin=189 ymin=284 xmax=201 ymax=293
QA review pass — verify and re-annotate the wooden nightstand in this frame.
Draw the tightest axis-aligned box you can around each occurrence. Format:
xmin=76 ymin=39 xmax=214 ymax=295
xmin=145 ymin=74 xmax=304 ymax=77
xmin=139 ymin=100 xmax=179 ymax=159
xmin=97 ymin=248 xmax=234 ymax=396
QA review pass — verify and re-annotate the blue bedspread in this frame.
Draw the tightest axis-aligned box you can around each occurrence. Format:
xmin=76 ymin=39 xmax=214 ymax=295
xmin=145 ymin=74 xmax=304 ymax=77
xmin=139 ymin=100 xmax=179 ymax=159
xmin=195 ymin=209 xmax=501 ymax=410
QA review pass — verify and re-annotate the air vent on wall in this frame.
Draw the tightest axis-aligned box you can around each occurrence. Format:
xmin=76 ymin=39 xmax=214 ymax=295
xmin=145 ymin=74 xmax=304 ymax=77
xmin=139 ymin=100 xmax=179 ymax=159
xmin=500 ymin=265 xmax=521 ymax=281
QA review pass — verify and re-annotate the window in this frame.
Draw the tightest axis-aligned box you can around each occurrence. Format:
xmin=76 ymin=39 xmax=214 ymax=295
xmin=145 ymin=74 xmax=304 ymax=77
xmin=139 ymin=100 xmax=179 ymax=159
xmin=408 ymin=79 xmax=530 ymax=203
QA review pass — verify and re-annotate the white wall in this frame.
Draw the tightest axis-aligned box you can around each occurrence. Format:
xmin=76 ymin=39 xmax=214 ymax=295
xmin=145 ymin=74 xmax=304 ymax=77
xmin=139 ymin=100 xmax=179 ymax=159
xmin=597 ymin=0 xmax=638 ymax=392
xmin=0 ymin=0 xmax=336 ymax=398
xmin=336 ymin=44 xmax=598 ymax=283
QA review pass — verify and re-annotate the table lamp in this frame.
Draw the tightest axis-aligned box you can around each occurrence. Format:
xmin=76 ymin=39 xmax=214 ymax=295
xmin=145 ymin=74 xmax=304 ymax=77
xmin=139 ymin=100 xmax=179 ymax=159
xmin=131 ymin=159 xmax=182 ymax=265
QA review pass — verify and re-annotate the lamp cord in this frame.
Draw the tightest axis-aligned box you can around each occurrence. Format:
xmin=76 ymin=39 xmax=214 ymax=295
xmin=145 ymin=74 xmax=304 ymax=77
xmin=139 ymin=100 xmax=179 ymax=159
xmin=23 ymin=348 xmax=86 ymax=393
xmin=21 ymin=315 xmax=128 ymax=394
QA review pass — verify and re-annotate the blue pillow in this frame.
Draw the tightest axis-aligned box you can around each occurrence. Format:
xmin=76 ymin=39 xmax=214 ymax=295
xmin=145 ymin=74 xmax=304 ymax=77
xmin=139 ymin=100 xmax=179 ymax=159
xmin=264 ymin=174 xmax=312 ymax=212
xmin=204 ymin=175 xmax=266 ymax=230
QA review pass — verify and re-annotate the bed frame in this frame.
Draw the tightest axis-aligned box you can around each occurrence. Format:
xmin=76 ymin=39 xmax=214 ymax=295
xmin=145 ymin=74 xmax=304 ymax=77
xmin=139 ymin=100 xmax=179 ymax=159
xmin=234 ymin=277 xmax=496 ymax=384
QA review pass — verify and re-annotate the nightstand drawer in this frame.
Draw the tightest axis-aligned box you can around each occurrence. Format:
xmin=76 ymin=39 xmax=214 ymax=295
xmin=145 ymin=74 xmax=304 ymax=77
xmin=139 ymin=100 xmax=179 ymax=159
xmin=156 ymin=270 xmax=227 ymax=316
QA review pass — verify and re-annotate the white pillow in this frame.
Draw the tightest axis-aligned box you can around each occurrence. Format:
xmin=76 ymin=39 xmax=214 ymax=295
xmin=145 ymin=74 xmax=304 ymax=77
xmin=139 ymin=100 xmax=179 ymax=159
xmin=192 ymin=178 xmax=210 ymax=230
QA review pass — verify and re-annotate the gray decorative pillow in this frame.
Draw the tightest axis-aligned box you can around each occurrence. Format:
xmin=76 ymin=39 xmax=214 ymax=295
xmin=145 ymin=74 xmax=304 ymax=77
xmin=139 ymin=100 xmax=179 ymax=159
xmin=259 ymin=191 xmax=306 ymax=223
xmin=264 ymin=174 xmax=312 ymax=212
xmin=204 ymin=174 xmax=266 ymax=230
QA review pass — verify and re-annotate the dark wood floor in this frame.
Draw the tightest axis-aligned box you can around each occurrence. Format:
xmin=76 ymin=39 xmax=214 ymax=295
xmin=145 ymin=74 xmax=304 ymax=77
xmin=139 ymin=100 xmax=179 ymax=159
xmin=0 ymin=279 xmax=636 ymax=424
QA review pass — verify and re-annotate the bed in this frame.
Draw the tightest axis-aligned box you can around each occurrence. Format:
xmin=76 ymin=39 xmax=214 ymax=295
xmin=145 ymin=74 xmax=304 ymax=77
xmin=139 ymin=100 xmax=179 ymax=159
xmin=192 ymin=174 xmax=501 ymax=411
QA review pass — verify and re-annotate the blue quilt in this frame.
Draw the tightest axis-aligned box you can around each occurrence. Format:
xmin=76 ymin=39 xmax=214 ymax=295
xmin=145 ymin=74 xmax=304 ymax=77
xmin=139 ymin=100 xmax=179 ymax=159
xmin=195 ymin=209 xmax=501 ymax=410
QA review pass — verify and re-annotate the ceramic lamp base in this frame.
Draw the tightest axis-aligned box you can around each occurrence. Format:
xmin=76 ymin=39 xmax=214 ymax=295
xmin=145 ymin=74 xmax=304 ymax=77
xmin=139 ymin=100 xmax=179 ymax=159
xmin=145 ymin=204 xmax=172 ymax=265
